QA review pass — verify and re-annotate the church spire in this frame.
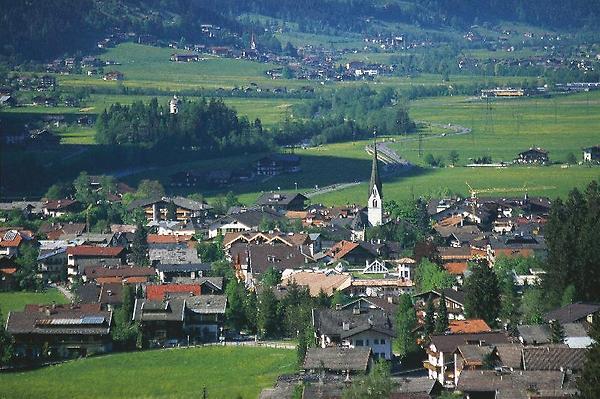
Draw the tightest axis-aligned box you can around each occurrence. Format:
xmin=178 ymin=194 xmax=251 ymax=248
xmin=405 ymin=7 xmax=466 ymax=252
xmin=369 ymin=131 xmax=382 ymax=198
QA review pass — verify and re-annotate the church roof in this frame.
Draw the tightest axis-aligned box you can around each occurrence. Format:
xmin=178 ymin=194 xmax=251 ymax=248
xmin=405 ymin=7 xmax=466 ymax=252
xmin=369 ymin=142 xmax=383 ymax=198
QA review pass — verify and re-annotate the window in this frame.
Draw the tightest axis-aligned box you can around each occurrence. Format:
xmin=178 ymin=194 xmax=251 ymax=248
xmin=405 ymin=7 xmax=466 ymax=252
xmin=373 ymin=339 xmax=379 ymax=345
xmin=372 ymin=199 xmax=378 ymax=208
xmin=380 ymin=339 xmax=385 ymax=345
xmin=355 ymin=339 xmax=363 ymax=346
xmin=365 ymin=340 xmax=369 ymax=346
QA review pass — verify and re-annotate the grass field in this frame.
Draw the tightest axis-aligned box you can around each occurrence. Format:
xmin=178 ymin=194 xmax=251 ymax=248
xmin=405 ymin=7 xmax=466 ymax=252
xmin=0 ymin=346 xmax=295 ymax=399
xmin=0 ymin=289 xmax=69 ymax=317
xmin=400 ymin=91 xmax=600 ymax=164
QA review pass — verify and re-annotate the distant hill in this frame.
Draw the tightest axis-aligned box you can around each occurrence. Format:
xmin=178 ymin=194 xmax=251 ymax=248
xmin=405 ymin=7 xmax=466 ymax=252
xmin=1 ymin=0 xmax=599 ymax=61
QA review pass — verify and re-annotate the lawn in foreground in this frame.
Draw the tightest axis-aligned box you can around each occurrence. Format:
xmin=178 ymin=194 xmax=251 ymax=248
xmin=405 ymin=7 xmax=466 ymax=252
xmin=0 ymin=346 xmax=295 ymax=399
xmin=0 ymin=289 xmax=69 ymax=316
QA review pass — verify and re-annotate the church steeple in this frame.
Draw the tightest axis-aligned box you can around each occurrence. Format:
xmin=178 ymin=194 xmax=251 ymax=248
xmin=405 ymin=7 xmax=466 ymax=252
xmin=367 ymin=131 xmax=383 ymax=226
xmin=369 ymin=134 xmax=382 ymax=199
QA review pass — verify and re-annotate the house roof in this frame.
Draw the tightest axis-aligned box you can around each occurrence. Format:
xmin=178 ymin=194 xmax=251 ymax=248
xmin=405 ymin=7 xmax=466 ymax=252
xmin=281 ymin=271 xmax=351 ymax=296
xmin=67 ymin=246 xmax=124 ymax=257
xmin=449 ymin=319 xmax=491 ymax=334
xmin=0 ymin=230 xmax=24 ymax=247
xmin=149 ymin=246 xmax=200 ymax=264
xmin=146 ymin=284 xmax=201 ymax=301
xmin=84 ymin=265 xmax=155 ymax=279
xmin=6 ymin=304 xmax=111 ymax=336
xmin=303 ymin=347 xmax=371 ymax=372
xmin=495 ymin=344 xmax=524 ymax=370
xmin=543 ymin=302 xmax=600 ymax=324
xmin=147 ymin=234 xmax=195 ymax=245
xmin=457 ymin=370 xmax=566 ymax=395
xmin=230 ymin=243 xmax=311 ymax=275
xmin=133 ymin=298 xmax=186 ymax=322
xmin=43 ymin=199 xmax=78 ymax=211
xmin=518 ymin=324 xmax=551 ymax=344
xmin=414 ymin=288 xmax=466 ymax=307
xmin=443 ymin=262 xmax=468 ymax=275
xmin=430 ymin=331 xmax=510 ymax=353
xmin=456 ymin=345 xmax=495 ymax=366
xmin=185 ymin=295 xmax=227 ymax=314
xmin=523 ymin=347 xmax=587 ymax=371
xmin=255 ymin=192 xmax=307 ymax=207
xmin=155 ymin=263 xmax=211 ymax=273
xmin=313 ymin=307 xmax=395 ymax=339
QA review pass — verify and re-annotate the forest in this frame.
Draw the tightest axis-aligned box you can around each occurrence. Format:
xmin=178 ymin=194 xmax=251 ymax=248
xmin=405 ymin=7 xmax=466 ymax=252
xmin=2 ymin=0 xmax=600 ymax=61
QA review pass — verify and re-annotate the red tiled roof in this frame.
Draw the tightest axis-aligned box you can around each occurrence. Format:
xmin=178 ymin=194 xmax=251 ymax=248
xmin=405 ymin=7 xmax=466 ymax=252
xmin=449 ymin=319 xmax=492 ymax=334
xmin=146 ymin=284 xmax=201 ymax=301
xmin=0 ymin=233 xmax=22 ymax=247
xmin=444 ymin=262 xmax=468 ymax=275
xmin=67 ymin=246 xmax=124 ymax=257
xmin=327 ymin=240 xmax=359 ymax=260
xmin=44 ymin=199 xmax=78 ymax=211
xmin=0 ymin=268 xmax=17 ymax=275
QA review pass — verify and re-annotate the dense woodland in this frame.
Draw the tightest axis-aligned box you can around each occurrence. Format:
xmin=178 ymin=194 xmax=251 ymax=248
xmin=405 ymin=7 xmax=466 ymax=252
xmin=2 ymin=0 xmax=600 ymax=61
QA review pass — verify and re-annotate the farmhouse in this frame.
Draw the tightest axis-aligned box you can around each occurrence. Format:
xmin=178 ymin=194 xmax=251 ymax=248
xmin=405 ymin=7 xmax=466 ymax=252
xmin=313 ymin=306 xmax=395 ymax=360
xmin=514 ymin=147 xmax=549 ymax=164
xmin=170 ymin=53 xmax=200 ymax=62
xmin=256 ymin=154 xmax=301 ymax=175
xmin=583 ymin=145 xmax=600 ymax=162
xmin=255 ymin=192 xmax=308 ymax=212
xmin=127 ymin=196 xmax=211 ymax=222
xmin=7 ymin=304 xmax=113 ymax=359
xmin=67 ymin=246 xmax=125 ymax=277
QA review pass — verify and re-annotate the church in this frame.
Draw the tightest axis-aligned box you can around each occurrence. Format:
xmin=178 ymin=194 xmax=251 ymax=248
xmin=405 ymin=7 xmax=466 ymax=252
xmin=349 ymin=140 xmax=385 ymax=241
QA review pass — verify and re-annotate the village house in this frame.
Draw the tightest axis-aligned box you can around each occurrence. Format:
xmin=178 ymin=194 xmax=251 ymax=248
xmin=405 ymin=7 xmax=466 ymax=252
xmin=543 ymin=302 xmax=600 ymax=327
xmin=255 ymin=192 xmax=308 ymax=212
xmin=184 ymin=295 xmax=227 ymax=343
xmin=7 ymin=303 xmax=113 ymax=360
xmin=414 ymin=288 xmax=467 ymax=322
xmin=582 ymin=145 xmax=600 ymax=162
xmin=302 ymin=346 xmax=372 ymax=376
xmin=312 ymin=306 xmax=395 ymax=360
xmin=342 ymin=277 xmax=414 ymax=298
xmin=42 ymin=199 xmax=80 ymax=218
xmin=280 ymin=270 xmax=352 ymax=297
xmin=66 ymin=246 xmax=125 ymax=280
xmin=514 ymin=147 xmax=549 ymax=164
xmin=128 ymin=196 xmax=211 ymax=222
xmin=155 ymin=263 xmax=211 ymax=282
xmin=208 ymin=208 xmax=284 ymax=238
xmin=0 ymin=229 xmax=33 ymax=257
xmin=256 ymin=154 xmax=301 ymax=175
xmin=149 ymin=243 xmax=200 ymax=265
xmin=424 ymin=332 xmax=510 ymax=386
xmin=83 ymin=265 xmax=155 ymax=285
xmin=36 ymin=240 xmax=68 ymax=281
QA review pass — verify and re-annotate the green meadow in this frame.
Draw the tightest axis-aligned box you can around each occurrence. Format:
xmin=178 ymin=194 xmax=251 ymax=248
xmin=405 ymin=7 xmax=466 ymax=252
xmin=0 ymin=289 xmax=69 ymax=317
xmin=0 ymin=346 xmax=295 ymax=399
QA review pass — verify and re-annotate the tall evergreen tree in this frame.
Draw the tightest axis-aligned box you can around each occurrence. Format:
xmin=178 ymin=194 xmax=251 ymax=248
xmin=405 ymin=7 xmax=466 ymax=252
xmin=394 ymin=294 xmax=418 ymax=359
xmin=434 ymin=293 xmax=449 ymax=334
xmin=225 ymin=279 xmax=246 ymax=331
xmin=131 ymin=222 xmax=149 ymax=266
xmin=424 ymin=298 xmax=435 ymax=337
xmin=578 ymin=321 xmax=600 ymax=398
xmin=166 ymin=201 xmax=177 ymax=221
xmin=0 ymin=309 xmax=13 ymax=366
xmin=244 ymin=290 xmax=258 ymax=334
xmin=258 ymin=287 xmax=281 ymax=339
xmin=550 ymin=320 xmax=566 ymax=344
xmin=464 ymin=261 xmax=501 ymax=326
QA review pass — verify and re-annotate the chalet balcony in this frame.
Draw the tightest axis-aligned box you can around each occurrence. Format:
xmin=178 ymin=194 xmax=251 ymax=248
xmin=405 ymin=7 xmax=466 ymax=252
xmin=423 ymin=360 xmax=439 ymax=372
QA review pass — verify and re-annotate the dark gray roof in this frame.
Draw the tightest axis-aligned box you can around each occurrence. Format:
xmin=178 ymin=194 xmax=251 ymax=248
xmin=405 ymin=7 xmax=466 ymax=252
xmin=149 ymin=246 xmax=200 ymax=264
xmin=430 ymin=332 xmax=510 ymax=353
xmin=392 ymin=376 xmax=439 ymax=395
xmin=369 ymin=143 xmax=382 ymax=198
xmin=133 ymin=298 xmax=186 ymax=322
xmin=456 ymin=344 xmax=495 ymax=363
xmin=226 ymin=208 xmax=284 ymax=228
xmin=75 ymin=283 xmax=101 ymax=304
xmin=230 ymin=243 xmax=311 ymax=275
xmin=6 ymin=305 xmax=112 ymax=336
xmin=523 ymin=347 xmax=587 ymax=371
xmin=544 ymin=302 xmax=600 ymax=324
xmin=313 ymin=307 xmax=395 ymax=339
xmin=457 ymin=370 xmax=567 ymax=395
xmin=303 ymin=347 xmax=371 ymax=372
xmin=185 ymin=295 xmax=227 ymax=314
xmin=518 ymin=324 xmax=551 ymax=344
xmin=255 ymin=192 xmax=307 ymax=206
xmin=128 ymin=196 xmax=210 ymax=211
xmin=495 ymin=344 xmax=524 ymax=370
xmin=155 ymin=263 xmax=211 ymax=273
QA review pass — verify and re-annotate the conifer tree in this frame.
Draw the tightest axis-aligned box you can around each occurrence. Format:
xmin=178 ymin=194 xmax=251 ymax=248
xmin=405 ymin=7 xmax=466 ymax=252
xmin=131 ymin=222 xmax=149 ymax=265
xmin=435 ymin=293 xmax=449 ymax=334
xmin=166 ymin=201 xmax=177 ymax=221
xmin=550 ymin=320 xmax=566 ymax=344
xmin=578 ymin=321 xmax=600 ymax=398
xmin=464 ymin=261 xmax=501 ymax=326
xmin=258 ymin=287 xmax=280 ymax=338
xmin=424 ymin=298 xmax=435 ymax=336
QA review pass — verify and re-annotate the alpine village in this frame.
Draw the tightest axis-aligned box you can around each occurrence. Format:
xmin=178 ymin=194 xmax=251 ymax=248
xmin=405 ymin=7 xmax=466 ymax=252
xmin=1 ymin=1 xmax=600 ymax=399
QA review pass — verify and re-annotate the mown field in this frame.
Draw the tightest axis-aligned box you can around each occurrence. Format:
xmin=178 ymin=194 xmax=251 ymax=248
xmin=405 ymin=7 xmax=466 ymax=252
xmin=0 ymin=346 xmax=295 ymax=399
xmin=401 ymin=91 xmax=600 ymax=164
xmin=0 ymin=289 xmax=69 ymax=317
